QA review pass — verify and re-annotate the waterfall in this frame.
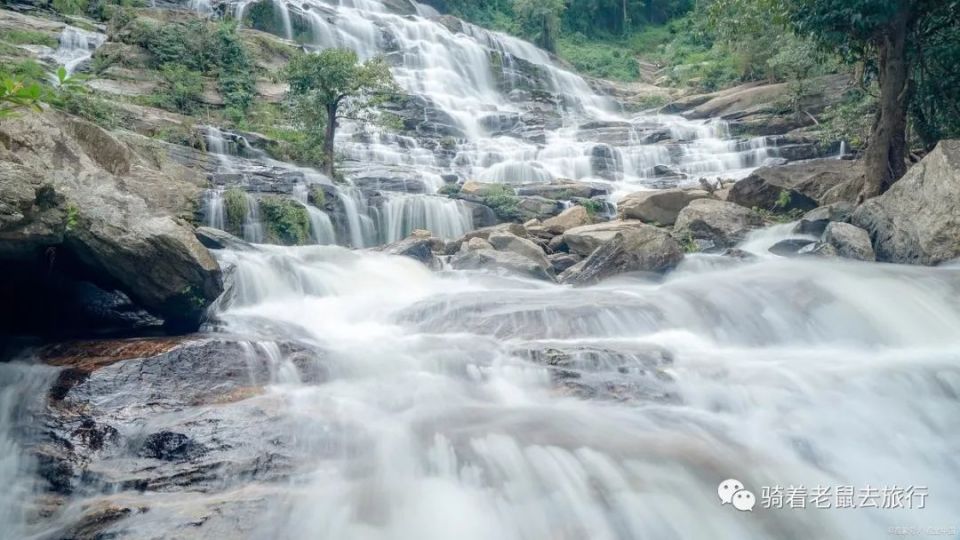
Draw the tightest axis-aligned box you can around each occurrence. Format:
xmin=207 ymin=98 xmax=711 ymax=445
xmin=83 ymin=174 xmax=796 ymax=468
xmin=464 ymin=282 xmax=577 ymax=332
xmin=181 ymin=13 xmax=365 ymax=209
xmin=204 ymin=188 xmax=226 ymax=230
xmin=380 ymin=194 xmax=474 ymax=243
xmin=293 ymin=184 xmax=337 ymax=245
xmin=242 ymin=193 xmax=264 ymax=243
xmin=49 ymin=26 xmax=106 ymax=75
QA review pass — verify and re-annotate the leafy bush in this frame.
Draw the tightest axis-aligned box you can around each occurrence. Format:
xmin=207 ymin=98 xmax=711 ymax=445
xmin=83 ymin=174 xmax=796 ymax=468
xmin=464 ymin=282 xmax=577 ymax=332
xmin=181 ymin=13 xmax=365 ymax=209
xmin=51 ymin=0 xmax=90 ymax=15
xmin=258 ymin=195 xmax=310 ymax=245
xmin=154 ymin=64 xmax=204 ymax=114
xmin=480 ymin=184 xmax=521 ymax=221
xmin=556 ymin=33 xmax=639 ymax=82
xmin=437 ymin=183 xmax=461 ymax=196
xmin=223 ymin=187 xmax=247 ymax=236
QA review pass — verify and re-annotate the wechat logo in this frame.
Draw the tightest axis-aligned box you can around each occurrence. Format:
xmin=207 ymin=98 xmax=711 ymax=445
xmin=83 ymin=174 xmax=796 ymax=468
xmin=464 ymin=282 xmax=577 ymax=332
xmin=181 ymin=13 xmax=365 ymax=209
xmin=718 ymin=479 xmax=756 ymax=511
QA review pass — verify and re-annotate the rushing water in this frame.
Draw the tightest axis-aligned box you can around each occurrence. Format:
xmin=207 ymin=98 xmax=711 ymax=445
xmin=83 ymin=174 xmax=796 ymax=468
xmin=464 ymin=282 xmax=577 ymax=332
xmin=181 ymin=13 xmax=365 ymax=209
xmin=2 ymin=241 xmax=959 ymax=538
xmin=48 ymin=26 xmax=107 ymax=76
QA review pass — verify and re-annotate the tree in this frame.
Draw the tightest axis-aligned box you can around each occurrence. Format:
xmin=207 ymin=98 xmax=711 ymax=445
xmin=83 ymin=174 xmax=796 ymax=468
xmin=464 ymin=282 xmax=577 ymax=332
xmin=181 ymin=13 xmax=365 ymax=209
xmin=283 ymin=49 xmax=396 ymax=176
xmin=789 ymin=0 xmax=959 ymax=199
xmin=514 ymin=0 xmax=565 ymax=52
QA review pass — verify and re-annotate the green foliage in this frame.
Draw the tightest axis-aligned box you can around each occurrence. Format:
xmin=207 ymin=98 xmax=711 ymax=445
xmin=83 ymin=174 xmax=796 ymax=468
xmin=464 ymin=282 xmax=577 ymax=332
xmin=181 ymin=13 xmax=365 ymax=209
xmin=577 ymin=198 xmax=605 ymax=217
xmin=258 ymin=195 xmax=311 ymax=245
xmin=283 ymin=49 xmax=396 ymax=171
xmin=0 ymin=60 xmax=48 ymax=82
xmin=513 ymin=0 xmax=565 ymax=52
xmin=214 ymin=22 xmax=256 ymax=119
xmin=1 ymin=29 xmax=58 ymax=48
xmin=818 ymin=88 xmax=877 ymax=149
xmin=479 ymin=184 xmax=521 ymax=221
xmin=774 ymin=190 xmax=792 ymax=210
xmin=65 ymin=204 xmax=80 ymax=232
xmin=223 ymin=187 xmax=247 ymax=236
xmin=438 ymin=183 xmax=462 ymax=196
xmin=51 ymin=0 xmax=90 ymax=15
xmin=154 ymin=63 xmax=204 ymax=114
xmin=556 ymin=34 xmax=640 ymax=81
xmin=308 ymin=185 xmax=326 ymax=207
xmin=0 ymin=76 xmax=43 ymax=120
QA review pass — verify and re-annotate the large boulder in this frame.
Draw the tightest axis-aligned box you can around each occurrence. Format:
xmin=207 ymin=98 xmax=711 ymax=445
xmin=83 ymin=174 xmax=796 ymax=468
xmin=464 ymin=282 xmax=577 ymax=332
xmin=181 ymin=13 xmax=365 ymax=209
xmin=541 ymin=205 xmax=592 ymax=234
xmin=617 ymin=189 xmax=707 ymax=225
xmin=793 ymin=202 xmax=854 ymax=236
xmin=561 ymin=225 xmax=683 ymax=285
xmin=729 ymin=159 xmax=863 ymax=210
xmin=379 ymin=230 xmax=441 ymax=267
xmin=488 ymin=231 xmax=551 ymax=270
xmin=450 ymin=248 xmax=554 ymax=281
xmin=851 ymin=140 xmax=960 ymax=265
xmin=0 ymin=112 xmax=222 ymax=331
xmin=562 ymin=220 xmax=648 ymax=256
xmin=673 ymin=199 xmax=763 ymax=251
xmin=821 ymin=222 xmax=875 ymax=261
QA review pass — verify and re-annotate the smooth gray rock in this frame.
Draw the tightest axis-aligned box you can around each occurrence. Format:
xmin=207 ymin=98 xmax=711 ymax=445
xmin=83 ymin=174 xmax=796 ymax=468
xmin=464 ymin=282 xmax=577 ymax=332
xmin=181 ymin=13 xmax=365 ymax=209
xmin=673 ymin=199 xmax=764 ymax=251
xmin=562 ymin=225 xmax=683 ymax=285
xmin=562 ymin=220 xmax=649 ymax=256
xmin=617 ymin=189 xmax=707 ymax=226
xmin=851 ymin=140 xmax=960 ymax=265
xmin=822 ymin=223 xmax=875 ymax=261
xmin=450 ymin=248 xmax=554 ymax=281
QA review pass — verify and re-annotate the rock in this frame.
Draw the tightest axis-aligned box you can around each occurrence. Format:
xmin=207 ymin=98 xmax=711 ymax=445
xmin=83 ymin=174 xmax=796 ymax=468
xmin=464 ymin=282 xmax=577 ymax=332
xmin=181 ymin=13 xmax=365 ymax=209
xmin=851 ymin=140 xmax=960 ymax=265
xmin=515 ymin=196 xmax=563 ymax=221
xmin=450 ymin=249 xmax=554 ymax=281
xmin=380 ymin=233 xmax=440 ymax=267
xmin=769 ymin=238 xmax=816 ymax=257
xmin=195 ymin=227 xmax=252 ymax=251
xmin=547 ymin=252 xmax=581 ymax=273
xmin=515 ymin=181 xmax=610 ymax=200
xmin=793 ymin=202 xmax=855 ymax=236
xmin=617 ymin=189 xmax=708 ymax=226
xmin=822 ymin=222 xmax=875 ymax=261
xmin=461 ymin=237 xmax=494 ymax=252
xmin=798 ymin=242 xmax=839 ymax=258
xmin=728 ymin=172 xmax=819 ymax=213
xmin=0 ymin=112 xmax=222 ymax=331
xmin=673 ymin=199 xmax=764 ymax=251
xmin=562 ymin=220 xmax=648 ymax=256
xmin=460 ymin=180 xmax=500 ymax=197
xmin=139 ymin=431 xmax=206 ymax=462
xmin=488 ymin=231 xmax=551 ymax=270
xmin=730 ymin=159 xmax=863 ymax=210
xmin=542 ymin=205 xmax=592 ymax=234
xmin=561 ymin=226 xmax=684 ymax=285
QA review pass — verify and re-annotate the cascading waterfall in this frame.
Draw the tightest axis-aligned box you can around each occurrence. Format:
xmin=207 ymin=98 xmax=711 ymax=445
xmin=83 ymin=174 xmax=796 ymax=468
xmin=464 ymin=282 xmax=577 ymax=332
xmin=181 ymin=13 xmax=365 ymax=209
xmin=49 ymin=26 xmax=107 ymax=75
xmin=379 ymin=193 xmax=474 ymax=243
xmin=293 ymin=184 xmax=337 ymax=245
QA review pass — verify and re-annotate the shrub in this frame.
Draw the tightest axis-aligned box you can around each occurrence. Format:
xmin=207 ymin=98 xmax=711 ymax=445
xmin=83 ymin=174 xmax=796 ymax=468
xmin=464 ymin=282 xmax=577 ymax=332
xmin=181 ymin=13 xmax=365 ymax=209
xmin=480 ymin=184 xmax=521 ymax=222
xmin=2 ymin=29 xmax=58 ymax=48
xmin=258 ymin=195 xmax=310 ymax=245
xmin=154 ymin=63 xmax=204 ymax=113
xmin=51 ymin=0 xmax=90 ymax=15
xmin=223 ymin=187 xmax=247 ymax=236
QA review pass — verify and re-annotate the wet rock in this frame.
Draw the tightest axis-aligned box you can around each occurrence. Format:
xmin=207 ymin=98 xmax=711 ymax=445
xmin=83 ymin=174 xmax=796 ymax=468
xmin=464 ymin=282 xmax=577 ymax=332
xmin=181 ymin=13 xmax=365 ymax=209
xmin=822 ymin=222 xmax=875 ymax=261
xmin=0 ymin=112 xmax=222 ymax=331
xmin=851 ymin=140 xmax=960 ymax=265
xmin=541 ymin=205 xmax=592 ymax=234
xmin=617 ymin=188 xmax=707 ymax=226
xmin=673 ymin=199 xmax=764 ymax=251
xmin=461 ymin=237 xmax=494 ymax=252
xmin=140 ymin=431 xmax=206 ymax=461
xmin=769 ymin=238 xmax=816 ymax=257
xmin=488 ymin=231 xmax=551 ymax=270
xmin=380 ymin=232 xmax=440 ymax=268
xmin=561 ymin=226 xmax=683 ymax=285
xmin=515 ymin=181 xmax=610 ymax=200
xmin=450 ymin=249 xmax=554 ymax=281
xmin=729 ymin=158 xmax=863 ymax=209
xmin=562 ymin=220 xmax=649 ymax=256
xmin=196 ymin=227 xmax=252 ymax=251
xmin=589 ymin=144 xmax=620 ymax=181
xmin=547 ymin=252 xmax=581 ymax=273
xmin=514 ymin=344 xmax=677 ymax=402
xmin=793 ymin=202 xmax=854 ymax=236
xmin=728 ymin=172 xmax=818 ymax=213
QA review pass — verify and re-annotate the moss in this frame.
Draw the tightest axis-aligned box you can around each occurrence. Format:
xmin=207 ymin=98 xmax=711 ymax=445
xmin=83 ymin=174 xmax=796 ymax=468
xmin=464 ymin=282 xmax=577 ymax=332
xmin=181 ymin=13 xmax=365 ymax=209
xmin=480 ymin=184 xmax=521 ymax=222
xmin=577 ymin=198 xmax=605 ymax=217
xmin=437 ymin=183 xmax=461 ymax=197
xmin=2 ymin=29 xmax=59 ymax=48
xmin=223 ymin=187 xmax=247 ymax=236
xmin=258 ymin=195 xmax=310 ymax=245
xmin=65 ymin=204 xmax=80 ymax=232
xmin=308 ymin=185 xmax=326 ymax=207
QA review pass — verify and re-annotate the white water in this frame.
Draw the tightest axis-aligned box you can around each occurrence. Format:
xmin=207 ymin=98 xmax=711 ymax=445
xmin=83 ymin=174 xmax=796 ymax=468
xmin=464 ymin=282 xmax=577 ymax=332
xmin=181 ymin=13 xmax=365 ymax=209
xmin=49 ymin=26 xmax=107 ymax=75
xmin=199 ymin=247 xmax=960 ymax=539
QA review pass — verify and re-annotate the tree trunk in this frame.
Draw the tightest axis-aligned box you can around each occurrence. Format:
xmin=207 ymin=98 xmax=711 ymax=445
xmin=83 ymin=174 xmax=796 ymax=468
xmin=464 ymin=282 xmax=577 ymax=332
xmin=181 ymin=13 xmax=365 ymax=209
xmin=861 ymin=11 xmax=911 ymax=200
xmin=323 ymin=102 xmax=338 ymax=178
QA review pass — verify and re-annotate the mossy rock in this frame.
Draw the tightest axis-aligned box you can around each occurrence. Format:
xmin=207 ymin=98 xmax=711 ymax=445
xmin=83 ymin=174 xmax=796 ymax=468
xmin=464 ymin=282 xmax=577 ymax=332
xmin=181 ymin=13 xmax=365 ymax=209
xmin=223 ymin=187 xmax=247 ymax=237
xmin=258 ymin=195 xmax=310 ymax=245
